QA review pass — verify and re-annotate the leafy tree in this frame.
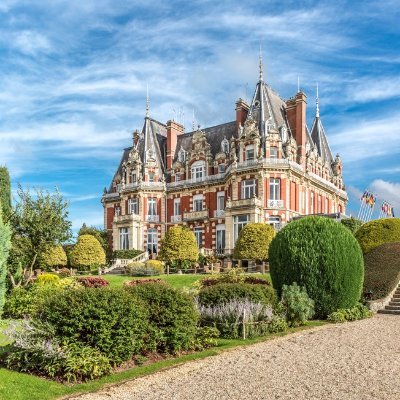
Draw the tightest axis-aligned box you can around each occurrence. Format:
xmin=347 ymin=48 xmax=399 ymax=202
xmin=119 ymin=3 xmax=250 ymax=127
xmin=0 ymin=200 xmax=12 ymax=315
xmin=341 ymin=217 xmax=363 ymax=234
xmin=8 ymin=185 xmax=72 ymax=287
xmin=0 ymin=167 xmax=11 ymax=220
xmin=233 ymin=223 xmax=276 ymax=261
xmin=158 ymin=226 xmax=198 ymax=269
xmin=78 ymin=223 xmax=112 ymax=261
xmin=39 ymin=245 xmax=68 ymax=270
xmin=70 ymin=234 xmax=106 ymax=270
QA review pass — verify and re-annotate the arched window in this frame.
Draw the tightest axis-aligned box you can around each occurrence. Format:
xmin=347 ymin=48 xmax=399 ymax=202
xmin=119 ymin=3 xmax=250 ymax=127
xmin=178 ymin=147 xmax=186 ymax=162
xmin=147 ymin=228 xmax=158 ymax=254
xmin=221 ymin=137 xmax=229 ymax=153
xmin=191 ymin=160 xmax=205 ymax=181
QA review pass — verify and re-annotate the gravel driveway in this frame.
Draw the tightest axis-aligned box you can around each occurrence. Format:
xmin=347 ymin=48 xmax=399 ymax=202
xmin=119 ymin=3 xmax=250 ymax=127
xmin=70 ymin=314 xmax=400 ymax=400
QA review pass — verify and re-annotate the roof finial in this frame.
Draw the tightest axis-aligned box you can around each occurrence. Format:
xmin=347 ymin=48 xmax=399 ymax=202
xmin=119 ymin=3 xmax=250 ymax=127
xmin=146 ymin=84 xmax=149 ymax=117
xmin=316 ymin=82 xmax=320 ymax=118
xmin=259 ymin=44 xmax=263 ymax=81
xmin=192 ymin=109 xmax=195 ymax=131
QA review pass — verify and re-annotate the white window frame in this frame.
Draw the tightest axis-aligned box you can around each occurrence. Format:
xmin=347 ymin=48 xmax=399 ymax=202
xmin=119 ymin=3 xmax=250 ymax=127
xmin=131 ymin=171 xmax=137 ymax=183
xmin=147 ymin=228 xmax=158 ymax=254
xmin=175 ymin=173 xmax=181 ymax=182
xmin=242 ymin=179 xmax=257 ymax=199
xmin=217 ymin=191 xmax=225 ymax=211
xmin=270 ymin=147 xmax=278 ymax=159
xmin=148 ymin=197 xmax=157 ymax=216
xmin=178 ymin=148 xmax=186 ymax=162
xmin=174 ymin=198 xmax=181 ymax=216
xmin=193 ymin=194 xmax=203 ymax=212
xmin=268 ymin=216 xmax=281 ymax=230
xmin=245 ymin=145 xmax=255 ymax=161
xmin=269 ymin=178 xmax=280 ymax=200
xmin=149 ymin=172 xmax=155 ymax=182
xmin=191 ymin=160 xmax=205 ymax=181
xmin=128 ymin=198 xmax=138 ymax=215
xmin=119 ymin=227 xmax=129 ymax=250
xmin=216 ymin=224 xmax=225 ymax=251
xmin=194 ymin=227 xmax=202 ymax=248
xmin=115 ymin=206 xmax=121 ymax=216
xmin=233 ymin=215 xmax=249 ymax=243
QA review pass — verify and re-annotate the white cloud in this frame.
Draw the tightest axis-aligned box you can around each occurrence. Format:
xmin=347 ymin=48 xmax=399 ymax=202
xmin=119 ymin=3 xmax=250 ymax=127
xmin=13 ymin=30 xmax=52 ymax=55
xmin=347 ymin=76 xmax=400 ymax=103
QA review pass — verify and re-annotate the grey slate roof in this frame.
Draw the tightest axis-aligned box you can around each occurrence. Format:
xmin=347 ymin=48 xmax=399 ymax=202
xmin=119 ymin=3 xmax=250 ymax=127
xmin=310 ymin=115 xmax=334 ymax=164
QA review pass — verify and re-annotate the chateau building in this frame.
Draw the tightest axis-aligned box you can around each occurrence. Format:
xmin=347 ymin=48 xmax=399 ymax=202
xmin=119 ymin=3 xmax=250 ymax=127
xmin=102 ymin=64 xmax=347 ymax=256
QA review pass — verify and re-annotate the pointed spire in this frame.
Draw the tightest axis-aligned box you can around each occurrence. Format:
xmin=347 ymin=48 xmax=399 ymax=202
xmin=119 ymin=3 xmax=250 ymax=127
xmin=259 ymin=45 xmax=263 ymax=81
xmin=145 ymin=84 xmax=149 ymax=117
xmin=316 ymin=82 xmax=320 ymax=118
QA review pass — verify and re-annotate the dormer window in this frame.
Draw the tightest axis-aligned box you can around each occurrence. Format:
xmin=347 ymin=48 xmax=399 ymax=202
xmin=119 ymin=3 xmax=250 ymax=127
xmin=246 ymin=145 xmax=255 ymax=161
xmin=131 ymin=171 xmax=137 ymax=183
xmin=175 ymin=173 xmax=181 ymax=182
xmin=149 ymin=173 xmax=155 ymax=182
xmin=178 ymin=147 xmax=186 ymax=162
xmin=218 ymin=164 xmax=226 ymax=174
xmin=270 ymin=147 xmax=278 ymax=159
xmin=221 ymin=137 xmax=229 ymax=153
xmin=191 ymin=160 xmax=205 ymax=181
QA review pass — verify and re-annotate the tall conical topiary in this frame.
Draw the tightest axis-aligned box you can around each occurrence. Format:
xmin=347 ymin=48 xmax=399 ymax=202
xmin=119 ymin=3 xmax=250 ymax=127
xmin=0 ymin=200 xmax=12 ymax=316
xmin=0 ymin=167 xmax=11 ymax=220
xmin=269 ymin=216 xmax=364 ymax=318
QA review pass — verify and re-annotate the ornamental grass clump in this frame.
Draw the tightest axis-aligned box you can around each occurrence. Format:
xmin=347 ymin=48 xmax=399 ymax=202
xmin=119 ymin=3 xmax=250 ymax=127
xmin=269 ymin=216 xmax=364 ymax=318
xmin=197 ymin=299 xmax=274 ymax=338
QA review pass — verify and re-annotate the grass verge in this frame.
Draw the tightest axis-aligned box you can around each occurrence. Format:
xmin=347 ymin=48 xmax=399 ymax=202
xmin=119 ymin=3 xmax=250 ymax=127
xmin=0 ymin=320 xmax=325 ymax=400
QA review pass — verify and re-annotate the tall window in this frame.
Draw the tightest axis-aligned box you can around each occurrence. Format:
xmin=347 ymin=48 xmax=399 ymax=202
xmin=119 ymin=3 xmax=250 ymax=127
xmin=178 ymin=148 xmax=186 ymax=162
xmin=245 ymin=145 xmax=255 ymax=161
xmin=216 ymin=224 xmax=225 ymax=252
xmin=175 ymin=173 xmax=181 ymax=182
xmin=233 ymin=215 xmax=249 ymax=243
xmin=325 ymin=198 xmax=328 ymax=214
xmin=242 ymin=179 xmax=257 ymax=199
xmin=119 ymin=227 xmax=129 ymax=250
xmin=191 ymin=161 xmax=205 ymax=181
xmin=128 ymin=198 xmax=138 ymax=214
xmin=269 ymin=178 xmax=280 ymax=200
xmin=193 ymin=194 xmax=203 ymax=211
xmin=147 ymin=228 xmax=157 ymax=254
xmin=217 ymin=191 xmax=225 ymax=210
xmin=148 ymin=198 xmax=157 ymax=215
xmin=131 ymin=171 xmax=137 ymax=183
xmin=194 ymin=227 xmax=202 ymax=248
xmin=115 ymin=206 xmax=121 ymax=216
xmin=311 ymin=192 xmax=315 ymax=213
xmin=270 ymin=147 xmax=278 ymax=159
xmin=318 ymin=195 xmax=322 ymax=213
xmin=174 ymin=198 xmax=181 ymax=216
xmin=149 ymin=173 xmax=155 ymax=182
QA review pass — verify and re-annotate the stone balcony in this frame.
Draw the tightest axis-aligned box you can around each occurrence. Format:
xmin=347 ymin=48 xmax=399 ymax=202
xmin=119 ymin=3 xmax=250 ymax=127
xmin=226 ymin=197 xmax=262 ymax=209
xmin=183 ymin=209 xmax=209 ymax=221
xmin=146 ymin=215 xmax=160 ymax=222
xmin=267 ymin=199 xmax=284 ymax=209
xmin=114 ymin=213 xmax=141 ymax=223
xmin=171 ymin=215 xmax=182 ymax=223
xmin=214 ymin=209 xmax=225 ymax=218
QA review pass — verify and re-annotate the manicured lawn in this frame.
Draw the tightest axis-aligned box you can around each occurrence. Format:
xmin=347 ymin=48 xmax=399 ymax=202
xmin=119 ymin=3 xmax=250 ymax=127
xmin=102 ymin=273 xmax=271 ymax=289
xmin=0 ymin=320 xmax=325 ymax=400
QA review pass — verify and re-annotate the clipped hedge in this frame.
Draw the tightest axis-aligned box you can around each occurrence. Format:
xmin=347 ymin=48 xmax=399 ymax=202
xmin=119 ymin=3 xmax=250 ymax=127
xmin=363 ymin=242 xmax=400 ymax=300
xmin=269 ymin=216 xmax=364 ymax=318
xmin=197 ymin=283 xmax=276 ymax=307
xmin=38 ymin=288 xmax=149 ymax=364
xmin=126 ymin=283 xmax=199 ymax=353
xmin=113 ymin=249 xmax=143 ymax=259
xmin=355 ymin=218 xmax=400 ymax=254
xmin=233 ymin=223 xmax=276 ymax=261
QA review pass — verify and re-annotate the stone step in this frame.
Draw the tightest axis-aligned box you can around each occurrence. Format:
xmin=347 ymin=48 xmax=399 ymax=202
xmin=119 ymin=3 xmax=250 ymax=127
xmin=393 ymin=294 xmax=400 ymax=299
xmin=386 ymin=305 xmax=400 ymax=310
xmin=378 ymin=309 xmax=400 ymax=315
xmin=389 ymin=300 xmax=400 ymax=305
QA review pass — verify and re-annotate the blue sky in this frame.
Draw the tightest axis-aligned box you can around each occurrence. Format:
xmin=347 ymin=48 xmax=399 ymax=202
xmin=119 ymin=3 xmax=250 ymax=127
xmin=0 ymin=0 xmax=399 ymax=233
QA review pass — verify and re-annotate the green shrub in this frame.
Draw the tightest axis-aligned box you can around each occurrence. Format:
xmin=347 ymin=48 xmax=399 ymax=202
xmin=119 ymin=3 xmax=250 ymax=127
xmin=126 ymin=283 xmax=199 ymax=353
xmin=267 ymin=316 xmax=289 ymax=333
xmin=38 ymin=287 xmax=148 ymax=364
xmin=0 ymin=167 xmax=11 ymax=218
xmin=197 ymin=283 xmax=275 ymax=307
xmin=36 ymin=273 xmax=60 ymax=286
xmin=327 ymin=303 xmax=373 ymax=323
xmin=5 ymin=320 xmax=112 ymax=382
xmin=0 ymin=201 xmax=11 ymax=315
xmin=355 ymin=218 xmax=400 ymax=254
xmin=125 ymin=260 xmax=164 ymax=276
xmin=233 ymin=223 xmax=276 ymax=261
xmin=3 ymin=286 xmax=59 ymax=318
xmin=269 ymin=216 xmax=364 ymax=318
xmin=39 ymin=245 xmax=68 ymax=270
xmin=281 ymin=283 xmax=314 ymax=327
xmin=341 ymin=217 xmax=363 ymax=234
xmin=199 ymin=270 xmax=271 ymax=289
xmin=113 ymin=249 xmax=143 ymax=259
xmin=58 ymin=267 xmax=72 ymax=278
xmin=70 ymin=235 xmax=106 ymax=270
xmin=363 ymin=242 xmax=400 ymax=300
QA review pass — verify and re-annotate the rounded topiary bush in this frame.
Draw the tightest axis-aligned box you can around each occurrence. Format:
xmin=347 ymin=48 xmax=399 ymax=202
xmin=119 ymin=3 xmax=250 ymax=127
xmin=40 ymin=245 xmax=68 ymax=270
xmin=70 ymin=234 xmax=106 ymax=270
xmin=355 ymin=218 xmax=400 ymax=254
xmin=269 ymin=216 xmax=364 ymax=318
xmin=197 ymin=283 xmax=275 ymax=307
xmin=233 ymin=223 xmax=276 ymax=261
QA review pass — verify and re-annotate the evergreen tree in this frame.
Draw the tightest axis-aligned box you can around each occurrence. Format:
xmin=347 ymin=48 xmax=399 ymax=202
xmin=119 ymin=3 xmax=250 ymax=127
xmin=0 ymin=166 xmax=11 ymax=220
xmin=0 ymin=200 xmax=12 ymax=315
